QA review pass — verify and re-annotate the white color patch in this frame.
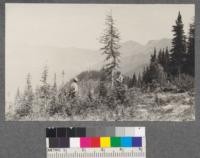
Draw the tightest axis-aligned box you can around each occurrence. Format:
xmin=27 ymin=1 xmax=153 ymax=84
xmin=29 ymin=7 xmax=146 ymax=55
xmin=70 ymin=138 xmax=80 ymax=148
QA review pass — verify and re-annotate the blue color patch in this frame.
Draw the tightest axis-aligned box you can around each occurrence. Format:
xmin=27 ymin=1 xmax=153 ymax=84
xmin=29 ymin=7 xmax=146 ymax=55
xmin=120 ymin=137 xmax=132 ymax=147
xmin=132 ymin=137 xmax=142 ymax=147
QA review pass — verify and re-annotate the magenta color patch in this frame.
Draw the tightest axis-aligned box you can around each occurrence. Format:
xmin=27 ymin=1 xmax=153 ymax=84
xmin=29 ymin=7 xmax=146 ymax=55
xmin=80 ymin=137 xmax=91 ymax=148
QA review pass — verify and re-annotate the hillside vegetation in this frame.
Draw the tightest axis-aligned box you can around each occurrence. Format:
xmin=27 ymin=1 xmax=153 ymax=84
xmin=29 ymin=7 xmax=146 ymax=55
xmin=6 ymin=12 xmax=195 ymax=121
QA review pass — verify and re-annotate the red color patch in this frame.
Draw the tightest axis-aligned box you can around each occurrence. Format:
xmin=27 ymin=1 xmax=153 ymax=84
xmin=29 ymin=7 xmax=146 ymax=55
xmin=91 ymin=137 xmax=100 ymax=148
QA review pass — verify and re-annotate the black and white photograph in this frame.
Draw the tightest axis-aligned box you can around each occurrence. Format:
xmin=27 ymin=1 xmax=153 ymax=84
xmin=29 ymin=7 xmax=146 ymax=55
xmin=5 ymin=4 xmax=195 ymax=121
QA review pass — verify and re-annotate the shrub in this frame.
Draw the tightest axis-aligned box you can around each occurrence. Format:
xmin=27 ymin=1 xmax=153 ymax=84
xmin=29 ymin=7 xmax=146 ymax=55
xmin=172 ymin=73 xmax=194 ymax=92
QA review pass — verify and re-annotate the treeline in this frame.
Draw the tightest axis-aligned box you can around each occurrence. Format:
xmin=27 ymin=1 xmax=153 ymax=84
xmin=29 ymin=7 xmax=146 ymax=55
xmin=14 ymin=68 xmax=126 ymax=118
xmin=14 ymin=66 xmax=113 ymax=118
xmin=126 ymin=12 xmax=194 ymax=90
xmin=14 ymin=66 xmax=71 ymax=117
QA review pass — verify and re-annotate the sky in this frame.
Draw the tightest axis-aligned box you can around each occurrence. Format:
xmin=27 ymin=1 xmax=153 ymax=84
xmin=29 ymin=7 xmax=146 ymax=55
xmin=6 ymin=4 xmax=194 ymax=49
xmin=5 ymin=4 xmax=194 ymax=102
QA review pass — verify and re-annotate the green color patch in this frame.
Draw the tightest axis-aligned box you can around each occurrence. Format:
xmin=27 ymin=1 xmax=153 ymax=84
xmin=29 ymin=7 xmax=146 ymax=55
xmin=111 ymin=137 xmax=121 ymax=147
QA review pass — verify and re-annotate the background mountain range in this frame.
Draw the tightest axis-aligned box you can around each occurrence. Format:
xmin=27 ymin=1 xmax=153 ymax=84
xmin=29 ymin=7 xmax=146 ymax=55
xmin=120 ymin=38 xmax=171 ymax=76
xmin=6 ymin=38 xmax=171 ymax=100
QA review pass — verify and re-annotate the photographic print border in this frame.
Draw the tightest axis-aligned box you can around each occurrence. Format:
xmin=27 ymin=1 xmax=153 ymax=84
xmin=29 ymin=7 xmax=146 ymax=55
xmin=4 ymin=2 xmax=196 ymax=122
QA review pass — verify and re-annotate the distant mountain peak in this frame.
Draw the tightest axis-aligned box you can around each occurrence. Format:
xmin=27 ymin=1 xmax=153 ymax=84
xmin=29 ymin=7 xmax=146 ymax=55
xmin=122 ymin=40 xmax=143 ymax=46
xmin=120 ymin=40 xmax=143 ymax=57
xmin=146 ymin=38 xmax=171 ymax=46
xmin=120 ymin=38 xmax=172 ymax=77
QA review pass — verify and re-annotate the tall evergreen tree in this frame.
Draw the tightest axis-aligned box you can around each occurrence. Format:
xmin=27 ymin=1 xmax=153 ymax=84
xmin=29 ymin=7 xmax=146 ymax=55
xmin=185 ymin=22 xmax=195 ymax=76
xmin=170 ymin=11 xmax=186 ymax=77
xmin=100 ymin=12 xmax=121 ymax=87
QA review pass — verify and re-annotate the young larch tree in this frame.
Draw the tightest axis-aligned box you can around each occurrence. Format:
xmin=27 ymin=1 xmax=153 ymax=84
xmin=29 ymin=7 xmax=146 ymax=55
xmin=100 ymin=12 xmax=121 ymax=87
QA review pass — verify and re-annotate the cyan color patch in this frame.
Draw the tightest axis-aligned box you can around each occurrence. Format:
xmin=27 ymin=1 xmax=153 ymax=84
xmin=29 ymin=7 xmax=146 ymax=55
xmin=121 ymin=137 xmax=132 ymax=147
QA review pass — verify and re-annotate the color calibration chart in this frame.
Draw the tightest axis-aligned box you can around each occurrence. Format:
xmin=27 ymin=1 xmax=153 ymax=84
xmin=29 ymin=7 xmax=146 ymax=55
xmin=46 ymin=127 xmax=146 ymax=158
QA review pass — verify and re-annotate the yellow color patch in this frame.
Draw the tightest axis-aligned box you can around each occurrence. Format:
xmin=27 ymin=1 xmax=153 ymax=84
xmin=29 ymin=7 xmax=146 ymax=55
xmin=100 ymin=137 xmax=111 ymax=148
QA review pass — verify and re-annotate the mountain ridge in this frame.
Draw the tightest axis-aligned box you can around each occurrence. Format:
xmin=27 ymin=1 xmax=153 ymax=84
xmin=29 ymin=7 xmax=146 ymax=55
xmin=6 ymin=38 xmax=172 ymax=99
xmin=119 ymin=38 xmax=171 ymax=76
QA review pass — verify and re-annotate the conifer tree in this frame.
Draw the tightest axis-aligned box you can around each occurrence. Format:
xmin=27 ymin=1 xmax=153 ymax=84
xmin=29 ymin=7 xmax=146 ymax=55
xmin=17 ymin=73 xmax=34 ymax=116
xmin=142 ymin=66 xmax=150 ymax=84
xmin=24 ymin=73 xmax=34 ymax=110
xmin=49 ymin=74 xmax=58 ymax=115
xmin=53 ymin=73 xmax=57 ymax=92
xmin=149 ymin=49 xmax=158 ymax=82
xmin=62 ymin=70 xmax=65 ymax=85
xmin=157 ymin=48 xmax=170 ymax=75
xmin=39 ymin=66 xmax=50 ymax=110
xmin=100 ymin=12 xmax=121 ymax=87
xmin=185 ymin=22 xmax=195 ymax=76
xmin=131 ymin=73 xmax=137 ymax=87
xmin=99 ymin=80 xmax=107 ymax=98
xmin=170 ymin=11 xmax=186 ymax=78
xmin=14 ymin=88 xmax=21 ymax=110
xmin=137 ymin=73 xmax=142 ymax=88
xmin=158 ymin=49 xmax=163 ymax=65
xmin=164 ymin=47 xmax=170 ymax=74
xmin=98 ymin=70 xmax=108 ymax=98
xmin=151 ymin=48 xmax=157 ymax=63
